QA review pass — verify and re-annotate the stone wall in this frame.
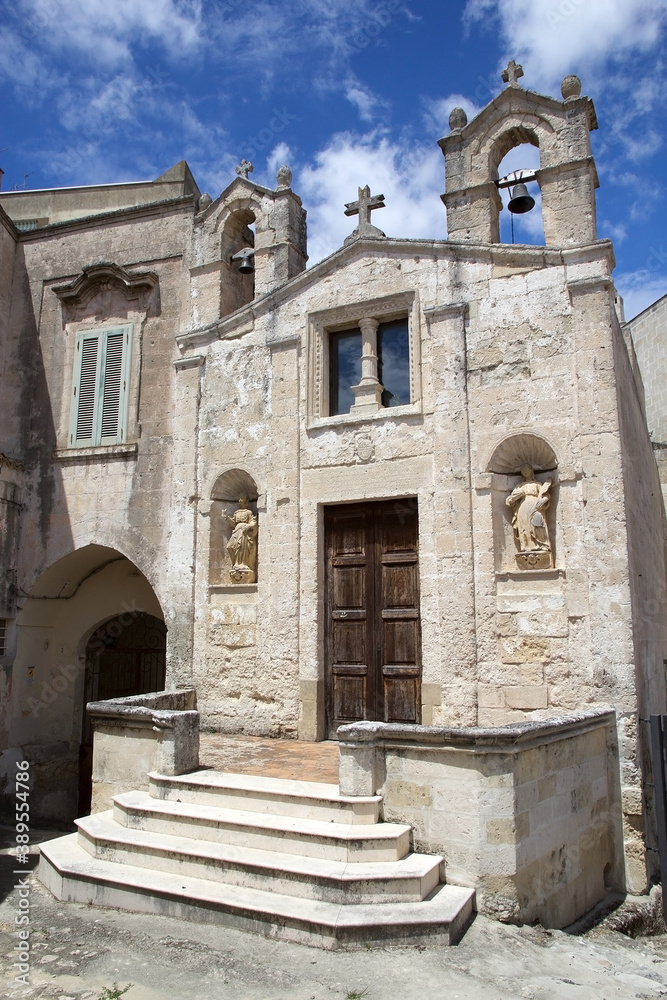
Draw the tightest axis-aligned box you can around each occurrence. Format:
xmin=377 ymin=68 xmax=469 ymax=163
xmin=338 ymin=712 xmax=623 ymax=928
xmin=613 ymin=300 xmax=667 ymax=889
xmin=626 ymin=294 xmax=667 ymax=444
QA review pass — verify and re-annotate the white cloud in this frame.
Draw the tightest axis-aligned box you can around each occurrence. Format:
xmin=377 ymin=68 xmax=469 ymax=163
xmin=610 ymin=171 xmax=662 ymax=222
xmin=209 ymin=0 xmax=408 ymax=92
xmin=16 ymin=0 xmax=204 ymax=66
xmin=267 ymin=142 xmax=294 ymax=175
xmin=423 ymin=94 xmax=484 ymax=136
xmin=0 ymin=26 xmax=64 ymax=98
xmin=463 ymin=0 xmax=667 ymax=93
xmin=615 ymin=269 xmax=667 ymax=320
xmin=600 ymin=220 xmax=628 ymax=244
xmin=345 ymin=85 xmax=384 ymax=123
xmin=297 ymin=130 xmax=444 ymax=264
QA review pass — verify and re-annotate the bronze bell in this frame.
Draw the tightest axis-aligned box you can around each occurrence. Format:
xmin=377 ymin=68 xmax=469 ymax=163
xmin=508 ymin=182 xmax=535 ymax=215
xmin=232 ymin=247 xmax=255 ymax=273
xmin=237 ymin=255 xmax=254 ymax=274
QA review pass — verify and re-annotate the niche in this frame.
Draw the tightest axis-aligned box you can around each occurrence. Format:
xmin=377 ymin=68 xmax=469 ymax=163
xmin=209 ymin=469 xmax=259 ymax=586
xmin=488 ymin=434 xmax=558 ymax=573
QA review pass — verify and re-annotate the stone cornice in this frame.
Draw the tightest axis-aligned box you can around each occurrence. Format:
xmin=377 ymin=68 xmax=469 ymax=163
xmin=176 ymin=238 xmax=615 ymax=354
xmin=16 ymin=195 xmax=195 ymax=241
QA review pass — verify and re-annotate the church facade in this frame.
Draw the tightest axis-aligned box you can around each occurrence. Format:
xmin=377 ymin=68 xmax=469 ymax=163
xmin=1 ymin=67 xmax=666 ymax=916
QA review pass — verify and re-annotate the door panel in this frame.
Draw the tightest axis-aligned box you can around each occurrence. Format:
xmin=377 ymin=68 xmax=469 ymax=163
xmin=333 ymin=565 xmax=366 ymax=608
xmin=325 ymin=499 xmax=421 ymax=736
xmin=383 ymin=669 xmax=420 ymax=723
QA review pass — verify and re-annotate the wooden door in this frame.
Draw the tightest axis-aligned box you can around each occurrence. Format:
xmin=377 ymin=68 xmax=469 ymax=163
xmin=325 ymin=499 xmax=421 ymax=736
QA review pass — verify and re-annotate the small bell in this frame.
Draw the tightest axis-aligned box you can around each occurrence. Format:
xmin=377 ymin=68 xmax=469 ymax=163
xmin=508 ymin=182 xmax=535 ymax=215
xmin=231 ymin=247 xmax=255 ymax=273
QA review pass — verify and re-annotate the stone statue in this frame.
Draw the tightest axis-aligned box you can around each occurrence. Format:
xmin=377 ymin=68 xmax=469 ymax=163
xmin=226 ymin=496 xmax=258 ymax=583
xmin=505 ymin=465 xmax=553 ymax=569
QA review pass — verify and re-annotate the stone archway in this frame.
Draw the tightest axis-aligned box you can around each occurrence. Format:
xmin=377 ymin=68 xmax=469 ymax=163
xmin=7 ymin=545 xmax=165 ymax=826
xmin=78 ymin=611 xmax=166 ymax=815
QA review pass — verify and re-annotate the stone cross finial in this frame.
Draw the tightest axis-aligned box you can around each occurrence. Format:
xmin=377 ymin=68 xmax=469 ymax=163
xmin=502 ymin=60 xmax=524 ymax=87
xmin=235 ymin=159 xmax=254 ymax=179
xmin=344 ymin=185 xmax=386 ymax=242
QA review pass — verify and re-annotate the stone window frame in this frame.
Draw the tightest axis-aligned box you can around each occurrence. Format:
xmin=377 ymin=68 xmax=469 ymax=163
xmin=51 ymin=263 xmax=158 ymax=459
xmin=306 ymin=290 xmax=422 ymax=427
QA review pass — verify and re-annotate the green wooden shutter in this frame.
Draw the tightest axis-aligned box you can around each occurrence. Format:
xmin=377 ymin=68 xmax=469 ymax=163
xmin=69 ymin=326 xmax=132 ymax=447
xmin=73 ymin=334 xmax=99 ymax=444
xmin=100 ymin=331 xmax=125 ymax=442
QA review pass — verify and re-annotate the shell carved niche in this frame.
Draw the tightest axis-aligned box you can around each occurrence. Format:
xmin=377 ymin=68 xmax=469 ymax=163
xmin=209 ymin=469 xmax=259 ymax=586
xmin=487 ymin=434 xmax=558 ymax=573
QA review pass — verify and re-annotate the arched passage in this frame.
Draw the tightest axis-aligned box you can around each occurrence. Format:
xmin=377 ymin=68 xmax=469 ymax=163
xmin=78 ymin=611 xmax=166 ymax=814
xmin=8 ymin=544 xmax=165 ymax=826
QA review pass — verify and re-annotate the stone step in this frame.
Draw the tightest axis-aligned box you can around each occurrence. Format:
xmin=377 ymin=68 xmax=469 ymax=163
xmin=76 ymin=811 xmax=441 ymax=904
xmin=148 ymin=770 xmax=381 ymax=825
xmin=113 ymin=791 xmax=411 ymax=863
xmin=39 ymin=834 xmax=475 ymax=950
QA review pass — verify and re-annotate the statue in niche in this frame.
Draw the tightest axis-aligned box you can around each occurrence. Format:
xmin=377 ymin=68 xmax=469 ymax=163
xmin=505 ymin=465 xmax=554 ymax=570
xmin=226 ymin=496 xmax=258 ymax=583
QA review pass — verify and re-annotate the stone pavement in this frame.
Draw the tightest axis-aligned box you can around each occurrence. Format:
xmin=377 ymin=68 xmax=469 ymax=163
xmin=198 ymin=734 xmax=340 ymax=784
xmin=2 ymin=844 xmax=667 ymax=1000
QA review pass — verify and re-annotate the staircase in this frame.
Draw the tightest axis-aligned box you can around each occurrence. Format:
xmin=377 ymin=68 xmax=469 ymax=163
xmin=39 ymin=769 xmax=475 ymax=949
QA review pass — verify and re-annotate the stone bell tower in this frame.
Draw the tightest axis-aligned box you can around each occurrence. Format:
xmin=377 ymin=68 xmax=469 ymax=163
xmin=439 ymin=61 xmax=599 ymax=246
xmin=188 ymin=162 xmax=308 ymax=328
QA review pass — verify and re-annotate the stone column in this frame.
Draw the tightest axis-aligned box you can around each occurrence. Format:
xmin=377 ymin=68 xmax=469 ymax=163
xmin=164 ymin=355 xmax=205 ymax=689
xmin=350 ymin=317 xmax=383 ymax=413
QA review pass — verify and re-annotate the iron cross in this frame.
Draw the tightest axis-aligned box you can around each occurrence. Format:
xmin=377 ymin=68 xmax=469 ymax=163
xmin=344 ymin=185 xmax=386 ymax=225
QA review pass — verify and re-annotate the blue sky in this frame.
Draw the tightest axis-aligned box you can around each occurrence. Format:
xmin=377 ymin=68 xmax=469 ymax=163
xmin=1 ymin=0 xmax=666 ymax=318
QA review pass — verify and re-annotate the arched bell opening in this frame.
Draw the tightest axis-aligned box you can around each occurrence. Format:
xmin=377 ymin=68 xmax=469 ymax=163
xmin=8 ymin=545 xmax=165 ymax=826
xmin=220 ymin=207 xmax=256 ymax=316
xmin=491 ymin=131 xmax=544 ymax=246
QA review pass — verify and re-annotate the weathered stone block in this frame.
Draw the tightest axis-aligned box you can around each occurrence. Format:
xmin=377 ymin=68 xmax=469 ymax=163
xmin=504 ymin=685 xmax=548 ymax=710
xmin=478 ymin=684 xmax=506 ymax=708
xmin=500 ymin=637 xmax=551 ymax=664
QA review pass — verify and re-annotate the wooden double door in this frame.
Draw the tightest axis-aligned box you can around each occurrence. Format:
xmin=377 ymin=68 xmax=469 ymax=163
xmin=325 ymin=499 xmax=421 ymax=736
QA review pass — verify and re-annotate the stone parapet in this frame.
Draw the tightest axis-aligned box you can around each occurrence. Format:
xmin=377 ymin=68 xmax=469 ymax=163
xmin=338 ymin=709 xmax=622 ymax=928
xmin=88 ymin=689 xmax=199 ymax=813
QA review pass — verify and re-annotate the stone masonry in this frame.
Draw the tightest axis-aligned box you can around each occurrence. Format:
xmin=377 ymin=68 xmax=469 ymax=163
xmin=0 ymin=65 xmax=666 ymax=919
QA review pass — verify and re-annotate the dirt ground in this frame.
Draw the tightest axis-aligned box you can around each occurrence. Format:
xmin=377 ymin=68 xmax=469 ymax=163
xmin=2 ymin=837 xmax=667 ymax=1000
